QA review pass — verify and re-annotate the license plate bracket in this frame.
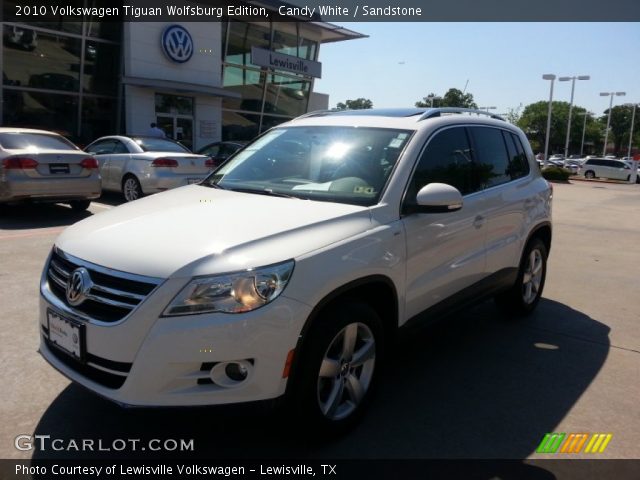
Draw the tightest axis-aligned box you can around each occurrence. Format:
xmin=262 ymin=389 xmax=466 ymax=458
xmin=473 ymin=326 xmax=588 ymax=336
xmin=49 ymin=163 xmax=70 ymax=174
xmin=47 ymin=309 xmax=85 ymax=362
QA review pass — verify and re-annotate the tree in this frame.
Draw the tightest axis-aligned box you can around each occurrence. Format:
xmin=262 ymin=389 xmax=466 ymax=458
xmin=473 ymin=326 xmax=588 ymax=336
xmin=416 ymin=88 xmax=477 ymax=109
xmin=336 ymin=98 xmax=373 ymax=110
xmin=600 ymin=105 xmax=640 ymax=156
xmin=517 ymin=101 xmax=603 ymax=155
xmin=505 ymin=104 xmax=523 ymax=125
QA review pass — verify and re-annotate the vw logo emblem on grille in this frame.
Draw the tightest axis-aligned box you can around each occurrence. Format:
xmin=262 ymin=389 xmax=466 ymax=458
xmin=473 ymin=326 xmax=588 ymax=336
xmin=66 ymin=267 xmax=93 ymax=306
xmin=161 ymin=25 xmax=194 ymax=63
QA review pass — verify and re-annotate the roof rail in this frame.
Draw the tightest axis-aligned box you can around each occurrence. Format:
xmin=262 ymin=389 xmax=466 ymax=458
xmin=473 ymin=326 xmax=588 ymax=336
xmin=293 ymin=109 xmax=340 ymax=120
xmin=419 ymin=108 xmax=505 ymax=121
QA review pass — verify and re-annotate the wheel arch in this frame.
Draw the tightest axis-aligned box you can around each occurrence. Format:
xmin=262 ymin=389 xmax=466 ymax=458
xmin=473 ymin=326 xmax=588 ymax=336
xmin=525 ymin=221 xmax=552 ymax=256
xmin=284 ymin=275 xmax=399 ymax=394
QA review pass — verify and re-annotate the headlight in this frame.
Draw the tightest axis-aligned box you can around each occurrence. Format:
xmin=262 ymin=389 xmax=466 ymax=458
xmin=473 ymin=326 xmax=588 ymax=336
xmin=163 ymin=260 xmax=294 ymax=316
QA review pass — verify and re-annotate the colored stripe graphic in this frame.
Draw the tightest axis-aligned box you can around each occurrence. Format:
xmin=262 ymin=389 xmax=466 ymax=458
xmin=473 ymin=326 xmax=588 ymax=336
xmin=537 ymin=433 xmax=566 ymax=453
xmin=539 ymin=433 xmax=613 ymax=454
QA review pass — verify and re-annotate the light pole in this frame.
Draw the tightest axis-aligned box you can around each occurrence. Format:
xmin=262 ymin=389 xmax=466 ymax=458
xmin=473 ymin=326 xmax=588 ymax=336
xmin=575 ymin=111 xmax=593 ymax=157
xmin=624 ymin=103 xmax=638 ymax=184
xmin=427 ymin=94 xmax=442 ymax=107
xmin=600 ymin=91 xmax=626 ymax=156
xmin=559 ymin=75 xmax=590 ymax=157
xmin=542 ymin=74 xmax=556 ymax=168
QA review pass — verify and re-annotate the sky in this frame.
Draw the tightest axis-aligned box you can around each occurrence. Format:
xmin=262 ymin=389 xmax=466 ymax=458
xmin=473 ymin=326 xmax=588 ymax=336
xmin=314 ymin=23 xmax=640 ymax=117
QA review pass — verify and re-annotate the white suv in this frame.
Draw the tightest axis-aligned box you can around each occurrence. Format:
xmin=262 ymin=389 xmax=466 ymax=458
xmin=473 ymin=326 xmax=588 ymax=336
xmin=39 ymin=108 xmax=552 ymax=433
xmin=581 ymin=157 xmax=638 ymax=181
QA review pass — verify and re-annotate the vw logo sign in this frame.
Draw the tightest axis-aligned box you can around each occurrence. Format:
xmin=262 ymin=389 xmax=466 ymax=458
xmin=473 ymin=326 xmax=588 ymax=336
xmin=161 ymin=25 xmax=194 ymax=64
xmin=66 ymin=267 xmax=93 ymax=307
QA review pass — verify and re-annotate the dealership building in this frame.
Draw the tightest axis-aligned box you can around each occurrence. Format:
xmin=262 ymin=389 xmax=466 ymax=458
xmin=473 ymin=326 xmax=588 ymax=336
xmin=1 ymin=3 xmax=362 ymax=149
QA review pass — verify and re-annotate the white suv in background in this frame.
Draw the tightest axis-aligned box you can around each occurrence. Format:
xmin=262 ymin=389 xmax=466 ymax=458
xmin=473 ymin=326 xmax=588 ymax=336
xmin=581 ymin=157 xmax=639 ymax=182
xmin=39 ymin=108 xmax=552 ymax=433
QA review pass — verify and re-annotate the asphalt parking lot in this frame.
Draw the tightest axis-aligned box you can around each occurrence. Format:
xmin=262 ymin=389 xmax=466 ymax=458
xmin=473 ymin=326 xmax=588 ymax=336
xmin=1 ymin=182 xmax=639 ymax=463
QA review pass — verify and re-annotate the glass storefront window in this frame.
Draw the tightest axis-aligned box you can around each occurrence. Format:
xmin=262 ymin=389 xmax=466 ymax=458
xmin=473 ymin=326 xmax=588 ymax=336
xmin=225 ymin=21 xmax=271 ymax=67
xmin=155 ymin=94 xmax=194 ymax=115
xmin=299 ymin=37 xmax=318 ymax=61
xmin=222 ymin=111 xmax=260 ymax=141
xmin=80 ymin=96 xmax=117 ymax=145
xmin=272 ymin=29 xmax=299 ymax=57
xmin=222 ymin=66 xmax=265 ymax=112
xmin=83 ymin=41 xmax=119 ymax=95
xmin=86 ymin=0 xmax=122 ymax=40
xmin=2 ymin=89 xmax=78 ymax=139
xmin=3 ymin=26 xmax=81 ymax=93
xmin=263 ymin=74 xmax=310 ymax=117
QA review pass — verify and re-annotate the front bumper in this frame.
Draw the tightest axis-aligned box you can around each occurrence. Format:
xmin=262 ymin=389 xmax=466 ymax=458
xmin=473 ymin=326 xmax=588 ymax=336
xmin=39 ymin=274 xmax=311 ymax=407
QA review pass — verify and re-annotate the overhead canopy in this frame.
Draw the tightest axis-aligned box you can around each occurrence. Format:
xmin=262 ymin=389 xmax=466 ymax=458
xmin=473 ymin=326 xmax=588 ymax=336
xmin=122 ymin=76 xmax=241 ymax=98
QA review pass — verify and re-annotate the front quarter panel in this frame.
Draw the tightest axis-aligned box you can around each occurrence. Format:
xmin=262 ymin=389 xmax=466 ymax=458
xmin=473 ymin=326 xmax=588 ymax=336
xmin=282 ymin=211 xmax=406 ymax=326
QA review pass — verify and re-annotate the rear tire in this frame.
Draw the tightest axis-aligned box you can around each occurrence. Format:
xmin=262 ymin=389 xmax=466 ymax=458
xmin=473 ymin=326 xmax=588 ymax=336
xmin=69 ymin=200 xmax=91 ymax=212
xmin=122 ymin=175 xmax=143 ymax=202
xmin=495 ymin=238 xmax=548 ymax=317
xmin=291 ymin=301 xmax=383 ymax=436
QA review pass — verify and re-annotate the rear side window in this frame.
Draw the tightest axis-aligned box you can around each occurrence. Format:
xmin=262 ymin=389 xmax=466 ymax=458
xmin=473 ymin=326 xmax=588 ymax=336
xmin=87 ymin=139 xmax=116 ymax=155
xmin=408 ymin=127 xmax=481 ymax=199
xmin=504 ymin=132 xmax=530 ymax=179
xmin=113 ymin=141 xmax=130 ymax=154
xmin=0 ymin=132 xmax=78 ymax=151
xmin=132 ymin=137 xmax=190 ymax=153
xmin=469 ymin=126 xmax=511 ymax=188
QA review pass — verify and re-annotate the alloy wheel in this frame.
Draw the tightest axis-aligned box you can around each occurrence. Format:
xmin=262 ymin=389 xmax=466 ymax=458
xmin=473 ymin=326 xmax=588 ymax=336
xmin=522 ymin=248 xmax=543 ymax=304
xmin=317 ymin=322 xmax=376 ymax=421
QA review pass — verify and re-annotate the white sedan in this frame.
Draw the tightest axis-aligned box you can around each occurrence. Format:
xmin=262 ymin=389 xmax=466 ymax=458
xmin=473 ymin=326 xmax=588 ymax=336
xmin=85 ymin=136 xmax=210 ymax=202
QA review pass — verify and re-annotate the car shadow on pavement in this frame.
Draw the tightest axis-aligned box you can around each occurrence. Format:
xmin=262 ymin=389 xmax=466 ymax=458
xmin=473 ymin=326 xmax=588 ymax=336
xmin=95 ymin=192 xmax=125 ymax=207
xmin=0 ymin=203 xmax=92 ymax=230
xmin=31 ymin=298 xmax=609 ymax=469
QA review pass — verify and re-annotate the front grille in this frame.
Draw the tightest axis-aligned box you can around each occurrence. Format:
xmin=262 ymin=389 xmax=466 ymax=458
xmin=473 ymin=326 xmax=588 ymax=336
xmin=47 ymin=248 xmax=162 ymax=323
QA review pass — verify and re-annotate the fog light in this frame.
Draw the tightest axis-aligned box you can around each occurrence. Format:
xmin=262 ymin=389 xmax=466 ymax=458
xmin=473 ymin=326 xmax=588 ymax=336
xmin=209 ymin=360 xmax=253 ymax=387
xmin=225 ymin=362 xmax=248 ymax=381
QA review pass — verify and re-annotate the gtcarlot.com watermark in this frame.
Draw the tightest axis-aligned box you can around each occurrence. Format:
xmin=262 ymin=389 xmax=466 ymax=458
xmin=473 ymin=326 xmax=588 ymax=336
xmin=15 ymin=434 xmax=194 ymax=452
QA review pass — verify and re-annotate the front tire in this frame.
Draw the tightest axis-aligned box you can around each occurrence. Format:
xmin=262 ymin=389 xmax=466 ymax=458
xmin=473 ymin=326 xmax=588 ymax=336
xmin=495 ymin=238 xmax=548 ymax=316
xmin=585 ymin=170 xmax=596 ymax=179
xmin=122 ymin=175 xmax=143 ymax=202
xmin=292 ymin=302 xmax=383 ymax=435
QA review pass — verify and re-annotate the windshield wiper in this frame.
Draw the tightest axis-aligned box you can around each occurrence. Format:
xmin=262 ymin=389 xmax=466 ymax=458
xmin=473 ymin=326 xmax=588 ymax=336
xmin=201 ymin=182 xmax=226 ymax=190
xmin=229 ymin=187 xmax=302 ymax=199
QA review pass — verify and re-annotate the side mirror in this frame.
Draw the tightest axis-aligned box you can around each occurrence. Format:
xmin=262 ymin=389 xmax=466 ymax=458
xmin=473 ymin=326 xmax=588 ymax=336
xmin=414 ymin=183 xmax=463 ymax=213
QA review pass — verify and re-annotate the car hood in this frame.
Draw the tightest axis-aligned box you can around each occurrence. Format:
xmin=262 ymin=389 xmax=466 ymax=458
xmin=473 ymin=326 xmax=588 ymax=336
xmin=55 ymin=185 xmax=372 ymax=278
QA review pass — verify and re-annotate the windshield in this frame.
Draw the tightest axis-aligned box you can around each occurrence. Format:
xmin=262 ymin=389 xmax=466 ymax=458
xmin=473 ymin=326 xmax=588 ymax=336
xmin=132 ymin=137 xmax=190 ymax=153
xmin=203 ymin=126 xmax=413 ymax=206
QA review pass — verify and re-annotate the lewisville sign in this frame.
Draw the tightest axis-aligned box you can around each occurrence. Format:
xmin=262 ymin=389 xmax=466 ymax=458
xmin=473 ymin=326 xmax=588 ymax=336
xmin=251 ymin=47 xmax=322 ymax=78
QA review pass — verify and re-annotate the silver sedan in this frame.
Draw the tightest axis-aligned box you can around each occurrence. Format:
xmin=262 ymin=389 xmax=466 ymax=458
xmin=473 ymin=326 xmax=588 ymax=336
xmin=0 ymin=128 xmax=101 ymax=211
xmin=85 ymin=135 xmax=210 ymax=202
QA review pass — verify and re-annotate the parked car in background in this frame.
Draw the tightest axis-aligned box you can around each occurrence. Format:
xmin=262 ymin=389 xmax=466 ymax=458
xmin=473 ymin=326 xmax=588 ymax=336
xmin=196 ymin=141 xmax=246 ymax=169
xmin=85 ymin=135 xmax=210 ymax=202
xmin=580 ymin=157 xmax=639 ymax=182
xmin=0 ymin=128 xmax=100 ymax=210
xmin=3 ymin=26 xmax=37 ymax=51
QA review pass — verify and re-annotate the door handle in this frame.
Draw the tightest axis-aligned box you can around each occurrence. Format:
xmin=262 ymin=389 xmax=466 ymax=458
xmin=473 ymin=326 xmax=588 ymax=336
xmin=473 ymin=215 xmax=485 ymax=228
